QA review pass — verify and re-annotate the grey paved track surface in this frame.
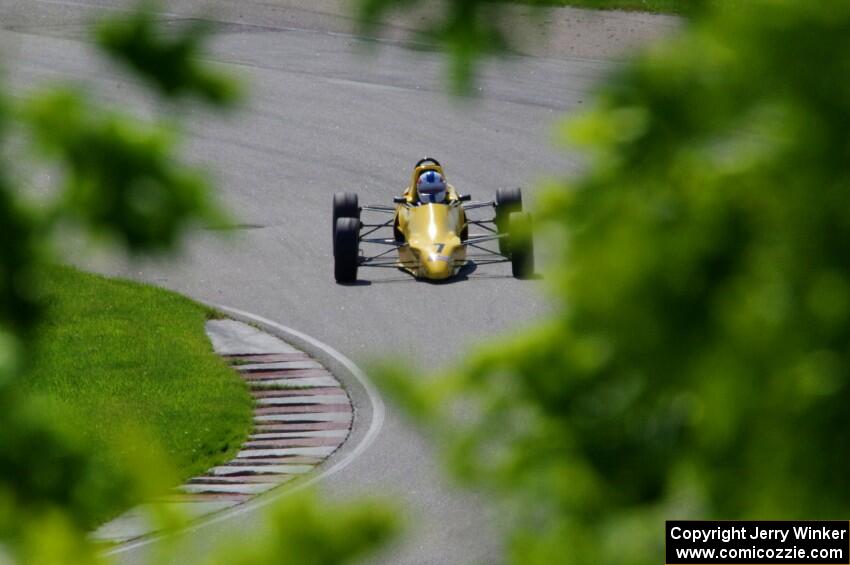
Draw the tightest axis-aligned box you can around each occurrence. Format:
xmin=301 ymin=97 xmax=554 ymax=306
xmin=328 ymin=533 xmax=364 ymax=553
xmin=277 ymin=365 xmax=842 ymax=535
xmin=1 ymin=1 xmax=671 ymax=562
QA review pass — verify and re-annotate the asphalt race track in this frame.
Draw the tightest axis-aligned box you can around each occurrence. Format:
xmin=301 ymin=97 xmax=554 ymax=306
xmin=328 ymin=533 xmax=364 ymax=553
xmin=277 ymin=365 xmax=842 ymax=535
xmin=0 ymin=1 xmax=667 ymax=562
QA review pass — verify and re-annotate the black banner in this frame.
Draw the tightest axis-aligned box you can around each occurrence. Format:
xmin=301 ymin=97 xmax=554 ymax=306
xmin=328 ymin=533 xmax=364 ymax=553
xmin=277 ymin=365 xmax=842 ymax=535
xmin=666 ymin=521 xmax=849 ymax=564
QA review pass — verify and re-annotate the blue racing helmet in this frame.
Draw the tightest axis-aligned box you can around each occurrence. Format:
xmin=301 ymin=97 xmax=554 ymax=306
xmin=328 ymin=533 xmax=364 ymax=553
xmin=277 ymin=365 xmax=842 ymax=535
xmin=417 ymin=170 xmax=447 ymax=204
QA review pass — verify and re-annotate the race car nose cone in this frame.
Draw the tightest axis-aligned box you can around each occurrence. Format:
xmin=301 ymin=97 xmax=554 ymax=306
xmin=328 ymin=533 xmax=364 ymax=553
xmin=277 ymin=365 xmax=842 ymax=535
xmin=422 ymin=256 xmax=452 ymax=279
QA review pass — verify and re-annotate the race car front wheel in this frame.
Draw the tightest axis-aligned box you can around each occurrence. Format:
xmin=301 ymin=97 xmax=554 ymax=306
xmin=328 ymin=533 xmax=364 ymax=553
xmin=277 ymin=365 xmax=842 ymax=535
xmin=509 ymin=212 xmax=534 ymax=279
xmin=334 ymin=217 xmax=360 ymax=283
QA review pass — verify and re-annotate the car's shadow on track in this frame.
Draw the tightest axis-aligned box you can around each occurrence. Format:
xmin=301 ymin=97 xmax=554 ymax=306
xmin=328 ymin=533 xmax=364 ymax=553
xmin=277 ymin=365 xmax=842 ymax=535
xmin=422 ymin=261 xmax=479 ymax=284
xmin=340 ymin=262 xmax=540 ymax=286
xmin=336 ymin=279 xmax=374 ymax=287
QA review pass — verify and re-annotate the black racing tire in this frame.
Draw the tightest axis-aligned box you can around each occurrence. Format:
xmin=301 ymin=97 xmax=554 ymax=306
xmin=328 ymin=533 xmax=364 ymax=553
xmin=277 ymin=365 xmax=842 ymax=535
xmin=334 ymin=217 xmax=360 ymax=283
xmin=495 ymin=187 xmax=522 ymax=255
xmin=333 ymin=192 xmax=360 ymax=246
xmin=509 ymin=212 xmax=534 ymax=279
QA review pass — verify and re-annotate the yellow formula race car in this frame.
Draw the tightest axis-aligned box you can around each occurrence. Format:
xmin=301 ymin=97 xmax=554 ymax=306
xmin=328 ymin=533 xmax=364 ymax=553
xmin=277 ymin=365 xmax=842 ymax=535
xmin=332 ymin=158 xmax=534 ymax=283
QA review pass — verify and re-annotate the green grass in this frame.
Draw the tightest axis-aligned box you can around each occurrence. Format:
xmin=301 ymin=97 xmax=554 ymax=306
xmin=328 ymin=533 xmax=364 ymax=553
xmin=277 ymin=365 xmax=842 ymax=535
xmin=16 ymin=265 xmax=253 ymax=518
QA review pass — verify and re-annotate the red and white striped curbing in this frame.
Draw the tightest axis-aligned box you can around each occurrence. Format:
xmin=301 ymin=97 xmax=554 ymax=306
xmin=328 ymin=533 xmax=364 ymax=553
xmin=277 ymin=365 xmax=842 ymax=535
xmin=92 ymin=320 xmax=353 ymax=545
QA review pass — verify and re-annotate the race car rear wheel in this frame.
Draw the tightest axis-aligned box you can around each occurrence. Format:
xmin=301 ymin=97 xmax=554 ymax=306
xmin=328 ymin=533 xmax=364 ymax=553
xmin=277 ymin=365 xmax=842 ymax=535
xmin=509 ymin=212 xmax=534 ymax=279
xmin=333 ymin=192 xmax=360 ymax=246
xmin=334 ymin=217 xmax=360 ymax=283
xmin=495 ymin=187 xmax=522 ymax=255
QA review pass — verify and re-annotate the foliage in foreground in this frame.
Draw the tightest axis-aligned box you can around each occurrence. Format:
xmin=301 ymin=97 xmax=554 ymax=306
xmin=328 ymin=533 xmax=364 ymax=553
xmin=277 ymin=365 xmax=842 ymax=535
xmin=357 ymin=0 xmax=718 ymax=92
xmin=0 ymin=5 xmax=396 ymax=564
xmin=369 ymin=2 xmax=850 ymax=563
xmin=207 ymin=492 xmax=399 ymax=565
xmin=5 ymin=0 xmax=845 ymax=564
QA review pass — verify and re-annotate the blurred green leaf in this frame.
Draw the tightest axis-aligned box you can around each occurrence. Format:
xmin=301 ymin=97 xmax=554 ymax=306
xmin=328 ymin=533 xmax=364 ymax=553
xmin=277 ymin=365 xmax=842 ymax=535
xmin=372 ymin=1 xmax=850 ymax=564
xmin=208 ymin=491 xmax=400 ymax=565
xmin=95 ymin=5 xmax=241 ymax=106
xmin=23 ymin=88 xmax=227 ymax=252
xmin=357 ymin=0 xmax=516 ymax=93
xmin=0 ymin=96 xmax=44 ymax=351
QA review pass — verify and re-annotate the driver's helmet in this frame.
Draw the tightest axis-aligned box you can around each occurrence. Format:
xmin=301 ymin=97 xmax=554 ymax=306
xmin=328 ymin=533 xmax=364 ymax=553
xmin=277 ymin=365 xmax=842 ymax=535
xmin=416 ymin=170 xmax=447 ymax=204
